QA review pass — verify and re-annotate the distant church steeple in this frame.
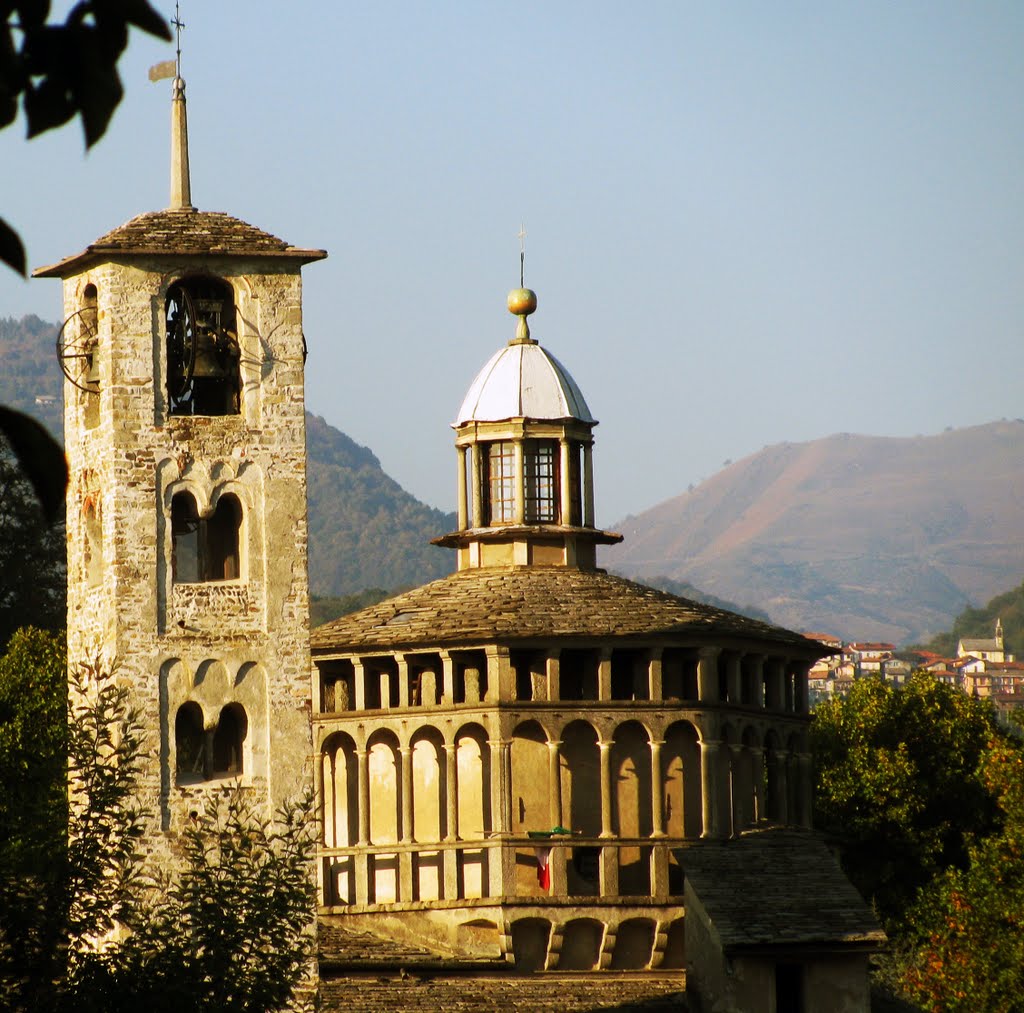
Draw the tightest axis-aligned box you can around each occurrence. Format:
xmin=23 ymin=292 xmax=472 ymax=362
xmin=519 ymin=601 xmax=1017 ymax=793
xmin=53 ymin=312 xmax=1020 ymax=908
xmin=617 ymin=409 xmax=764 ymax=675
xmin=168 ymin=3 xmax=193 ymax=210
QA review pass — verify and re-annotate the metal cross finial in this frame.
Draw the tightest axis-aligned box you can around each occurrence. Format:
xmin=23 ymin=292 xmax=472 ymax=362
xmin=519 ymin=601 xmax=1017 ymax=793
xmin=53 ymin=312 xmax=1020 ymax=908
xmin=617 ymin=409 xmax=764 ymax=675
xmin=517 ymin=224 xmax=527 ymax=287
xmin=172 ymin=1 xmax=185 ymax=77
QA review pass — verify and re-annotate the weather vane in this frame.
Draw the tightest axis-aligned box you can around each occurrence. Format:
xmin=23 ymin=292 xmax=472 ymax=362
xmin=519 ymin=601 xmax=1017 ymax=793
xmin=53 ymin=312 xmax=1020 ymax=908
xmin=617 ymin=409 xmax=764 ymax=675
xmin=517 ymin=223 xmax=527 ymax=287
xmin=172 ymin=1 xmax=185 ymax=77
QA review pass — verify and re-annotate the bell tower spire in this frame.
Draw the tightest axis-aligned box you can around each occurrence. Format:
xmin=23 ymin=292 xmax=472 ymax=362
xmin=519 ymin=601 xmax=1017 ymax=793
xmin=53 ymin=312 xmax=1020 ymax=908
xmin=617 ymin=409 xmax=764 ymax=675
xmin=168 ymin=4 xmax=193 ymax=210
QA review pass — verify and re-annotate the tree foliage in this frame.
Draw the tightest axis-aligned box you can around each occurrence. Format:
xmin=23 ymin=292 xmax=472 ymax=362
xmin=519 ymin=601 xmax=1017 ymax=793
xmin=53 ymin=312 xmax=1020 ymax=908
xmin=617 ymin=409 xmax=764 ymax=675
xmin=811 ymin=673 xmax=1003 ymax=928
xmin=888 ymin=740 xmax=1024 ymax=1012
xmin=0 ymin=449 xmax=66 ymax=649
xmin=0 ymin=631 xmax=317 ymax=1013
xmin=1 ymin=0 xmax=171 ymax=274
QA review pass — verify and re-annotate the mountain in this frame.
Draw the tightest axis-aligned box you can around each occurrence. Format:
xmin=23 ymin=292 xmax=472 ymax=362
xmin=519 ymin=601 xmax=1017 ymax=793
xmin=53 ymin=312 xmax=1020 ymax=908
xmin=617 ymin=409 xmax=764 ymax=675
xmin=603 ymin=423 xmax=1024 ymax=644
xmin=305 ymin=414 xmax=455 ymax=595
xmin=1 ymin=315 xmax=455 ymax=599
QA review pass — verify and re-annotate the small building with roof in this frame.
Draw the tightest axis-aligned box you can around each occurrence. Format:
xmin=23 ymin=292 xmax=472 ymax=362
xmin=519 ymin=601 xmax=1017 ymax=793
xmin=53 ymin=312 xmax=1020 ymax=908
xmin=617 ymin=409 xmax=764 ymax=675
xmin=310 ymin=287 xmax=880 ymax=996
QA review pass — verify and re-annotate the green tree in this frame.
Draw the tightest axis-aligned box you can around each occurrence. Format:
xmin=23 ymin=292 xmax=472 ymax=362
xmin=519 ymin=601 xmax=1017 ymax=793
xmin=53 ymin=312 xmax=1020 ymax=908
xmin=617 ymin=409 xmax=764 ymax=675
xmin=0 ymin=631 xmax=317 ymax=1012
xmin=811 ymin=673 xmax=1003 ymax=928
xmin=0 ymin=450 xmax=66 ymax=649
xmin=892 ymin=740 xmax=1024 ymax=1012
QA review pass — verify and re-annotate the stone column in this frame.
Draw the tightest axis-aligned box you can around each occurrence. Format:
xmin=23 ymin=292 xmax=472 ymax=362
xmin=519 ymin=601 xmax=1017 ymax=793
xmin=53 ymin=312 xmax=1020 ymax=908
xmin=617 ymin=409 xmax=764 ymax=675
xmin=396 ymin=655 xmax=410 ymax=708
xmin=648 ymin=648 xmax=663 ymax=702
xmin=488 ymin=738 xmax=513 ymax=835
xmin=775 ymin=749 xmax=790 ymax=825
xmin=597 ymin=648 xmax=612 ymax=702
xmin=353 ymin=659 xmax=366 ymax=711
xmin=699 ymin=738 xmax=722 ymax=838
xmin=471 ymin=443 xmax=484 ymax=528
xmin=765 ymin=658 xmax=786 ymax=710
xmin=440 ymin=651 xmax=455 ymax=705
xmin=598 ymin=739 xmax=614 ymax=838
xmin=748 ymin=654 xmax=765 ymax=708
xmin=751 ymin=746 xmax=765 ymax=823
xmin=486 ymin=644 xmax=513 ymax=702
xmin=697 ymin=647 xmax=720 ymax=704
xmin=457 ymin=445 xmax=468 ymax=530
xmin=797 ymin=751 xmax=813 ymax=828
xmin=546 ymin=651 xmax=561 ymax=702
xmin=399 ymin=745 xmax=414 ymax=843
xmin=729 ymin=743 xmax=744 ymax=834
xmin=444 ymin=742 xmax=458 ymax=841
xmin=513 ymin=440 xmax=525 ymax=523
xmin=547 ymin=740 xmax=564 ymax=828
xmin=583 ymin=442 xmax=595 ymax=528
xmin=356 ymin=747 xmax=370 ymax=846
xmin=649 ymin=738 xmax=665 ymax=836
xmin=559 ymin=438 xmax=573 ymax=524
xmin=314 ymin=748 xmax=328 ymax=847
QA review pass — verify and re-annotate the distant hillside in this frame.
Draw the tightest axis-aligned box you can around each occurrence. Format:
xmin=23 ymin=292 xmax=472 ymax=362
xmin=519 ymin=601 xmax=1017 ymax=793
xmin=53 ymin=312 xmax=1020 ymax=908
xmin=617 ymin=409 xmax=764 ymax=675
xmin=917 ymin=580 xmax=1024 ymax=659
xmin=623 ymin=574 xmax=772 ymax=625
xmin=0 ymin=315 xmax=455 ymax=597
xmin=604 ymin=423 xmax=1024 ymax=644
xmin=0 ymin=316 xmax=62 ymax=438
xmin=305 ymin=414 xmax=455 ymax=595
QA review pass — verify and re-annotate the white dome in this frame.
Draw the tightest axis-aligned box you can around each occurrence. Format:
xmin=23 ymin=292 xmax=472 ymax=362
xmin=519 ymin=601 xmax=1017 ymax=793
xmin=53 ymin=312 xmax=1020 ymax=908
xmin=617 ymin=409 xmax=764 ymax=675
xmin=455 ymin=341 xmax=595 ymax=425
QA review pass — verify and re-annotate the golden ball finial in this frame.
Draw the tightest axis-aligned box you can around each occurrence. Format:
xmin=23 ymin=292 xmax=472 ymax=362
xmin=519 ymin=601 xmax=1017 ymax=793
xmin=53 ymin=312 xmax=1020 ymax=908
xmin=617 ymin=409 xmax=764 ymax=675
xmin=507 ymin=287 xmax=537 ymax=317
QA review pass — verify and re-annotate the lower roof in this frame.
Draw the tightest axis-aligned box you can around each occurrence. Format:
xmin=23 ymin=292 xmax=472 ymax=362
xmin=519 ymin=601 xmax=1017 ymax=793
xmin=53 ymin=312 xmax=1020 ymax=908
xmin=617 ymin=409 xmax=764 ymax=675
xmin=310 ymin=566 xmax=825 ymax=656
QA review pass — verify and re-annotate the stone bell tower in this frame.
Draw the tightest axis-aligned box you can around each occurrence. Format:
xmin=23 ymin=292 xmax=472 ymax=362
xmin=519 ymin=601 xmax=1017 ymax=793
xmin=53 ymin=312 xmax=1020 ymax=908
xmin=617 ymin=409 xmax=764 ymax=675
xmin=35 ymin=68 xmax=325 ymax=847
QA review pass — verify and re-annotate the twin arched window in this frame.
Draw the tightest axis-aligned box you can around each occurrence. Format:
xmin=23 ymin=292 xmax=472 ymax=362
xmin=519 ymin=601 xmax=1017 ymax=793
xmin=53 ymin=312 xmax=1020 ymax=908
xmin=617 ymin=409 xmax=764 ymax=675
xmin=171 ymin=491 xmax=242 ymax=583
xmin=174 ymin=701 xmax=247 ymax=783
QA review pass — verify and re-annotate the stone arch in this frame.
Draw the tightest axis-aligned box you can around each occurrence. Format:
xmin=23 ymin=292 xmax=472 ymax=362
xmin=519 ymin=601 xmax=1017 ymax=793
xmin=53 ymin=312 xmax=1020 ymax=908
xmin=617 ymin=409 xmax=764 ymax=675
xmin=511 ymin=917 xmax=551 ymax=971
xmin=764 ymin=729 xmax=784 ymax=822
xmin=610 ymin=918 xmax=656 ymax=970
xmin=560 ymin=719 xmax=601 ymax=837
xmin=366 ymin=729 xmax=401 ymax=845
xmin=558 ymin=918 xmax=605 ymax=970
xmin=455 ymin=723 xmax=491 ymax=839
xmin=663 ymin=720 xmax=701 ymax=838
xmin=512 ymin=719 xmax=550 ymax=834
xmin=321 ymin=731 xmax=358 ymax=848
xmin=212 ymin=702 xmax=246 ymax=776
xmin=611 ymin=720 xmax=652 ymax=837
xmin=410 ymin=727 xmax=446 ymax=843
xmin=174 ymin=700 xmax=205 ymax=783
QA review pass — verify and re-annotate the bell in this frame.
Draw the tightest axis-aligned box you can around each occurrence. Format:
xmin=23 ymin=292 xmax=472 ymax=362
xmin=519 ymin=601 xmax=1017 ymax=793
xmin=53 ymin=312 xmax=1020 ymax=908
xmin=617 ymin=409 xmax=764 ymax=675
xmin=84 ymin=339 xmax=101 ymax=387
xmin=191 ymin=328 xmax=233 ymax=379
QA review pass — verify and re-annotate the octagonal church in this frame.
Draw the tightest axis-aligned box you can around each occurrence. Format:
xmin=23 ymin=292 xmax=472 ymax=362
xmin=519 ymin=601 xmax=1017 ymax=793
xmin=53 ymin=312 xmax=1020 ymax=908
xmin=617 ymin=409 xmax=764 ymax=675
xmin=310 ymin=287 xmax=829 ymax=974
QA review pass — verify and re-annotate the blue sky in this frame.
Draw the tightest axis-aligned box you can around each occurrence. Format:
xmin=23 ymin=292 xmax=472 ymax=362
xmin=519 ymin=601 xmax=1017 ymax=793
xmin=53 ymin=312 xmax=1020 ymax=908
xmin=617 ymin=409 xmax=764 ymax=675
xmin=2 ymin=2 xmax=1022 ymax=523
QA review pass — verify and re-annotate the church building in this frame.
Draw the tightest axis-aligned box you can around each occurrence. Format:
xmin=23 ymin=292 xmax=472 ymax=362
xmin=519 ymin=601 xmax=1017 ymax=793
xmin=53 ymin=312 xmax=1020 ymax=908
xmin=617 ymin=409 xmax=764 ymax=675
xmin=310 ymin=287 xmax=881 ymax=1003
xmin=35 ymin=66 xmax=324 ymax=866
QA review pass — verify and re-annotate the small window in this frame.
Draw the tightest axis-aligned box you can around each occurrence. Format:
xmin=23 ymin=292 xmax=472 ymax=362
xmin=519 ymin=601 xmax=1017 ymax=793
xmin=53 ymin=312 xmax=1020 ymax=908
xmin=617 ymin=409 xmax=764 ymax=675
xmin=524 ymin=440 xmax=558 ymax=522
xmin=166 ymin=277 xmax=240 ymax=416
xmin=486 ymin=441 xmax=516 ymax=524
xmin=175 ymin=702 xmax=206 ymax=782
xmin=212 ymin=703 xmax=247 ymax=776
xmin=171 ymin=491 xmax=241 ymax=583
xmin=83 ymin=496 xmax=103 ymax=587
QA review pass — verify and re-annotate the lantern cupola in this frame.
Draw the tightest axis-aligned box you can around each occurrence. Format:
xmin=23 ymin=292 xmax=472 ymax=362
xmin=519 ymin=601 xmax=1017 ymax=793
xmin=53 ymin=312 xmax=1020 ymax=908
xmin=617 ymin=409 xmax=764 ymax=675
xmin=435 ymin=287 xmax=621 ymax=570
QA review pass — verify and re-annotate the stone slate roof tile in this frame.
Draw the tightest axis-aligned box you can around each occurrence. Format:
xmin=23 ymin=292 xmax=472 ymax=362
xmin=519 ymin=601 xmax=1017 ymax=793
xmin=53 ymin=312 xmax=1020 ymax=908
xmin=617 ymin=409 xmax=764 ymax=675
xmin=681 ymin=827 xmax=886 ymax=952
xmin=311 ymin=567 xmax=824 ymax=654
xmin=34 ymin=208 xmax=326 ymax=276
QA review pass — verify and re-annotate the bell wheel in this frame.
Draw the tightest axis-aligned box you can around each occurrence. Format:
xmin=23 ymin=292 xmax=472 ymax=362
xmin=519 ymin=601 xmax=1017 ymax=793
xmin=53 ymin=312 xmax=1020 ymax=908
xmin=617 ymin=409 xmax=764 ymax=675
xmin=56 ymin=309 xmax=99 ymax=394
xmin=166 ymin=284 xmax=197 ymax=397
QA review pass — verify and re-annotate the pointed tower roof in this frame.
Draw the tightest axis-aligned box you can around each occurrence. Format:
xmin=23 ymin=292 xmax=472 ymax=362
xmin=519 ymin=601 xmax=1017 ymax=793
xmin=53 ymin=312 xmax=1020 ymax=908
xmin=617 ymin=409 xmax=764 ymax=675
xmin=34 ymin=63 xmax=324 ymax=279
xmin=455 ymin=288 xmax=594 ymax=425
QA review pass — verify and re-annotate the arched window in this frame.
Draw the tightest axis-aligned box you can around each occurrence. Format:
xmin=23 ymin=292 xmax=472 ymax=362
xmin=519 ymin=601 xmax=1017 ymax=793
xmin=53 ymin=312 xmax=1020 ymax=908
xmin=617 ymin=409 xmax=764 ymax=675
xmin=212 ymin=703 xmax=247 ymax=776
xmin=166 ymin=276 xmax=240 ymax=416
xmin=171 ymin=491 xmax=242 ymax=583
xmin=175 ymin=702 xmax=206 ymax=782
